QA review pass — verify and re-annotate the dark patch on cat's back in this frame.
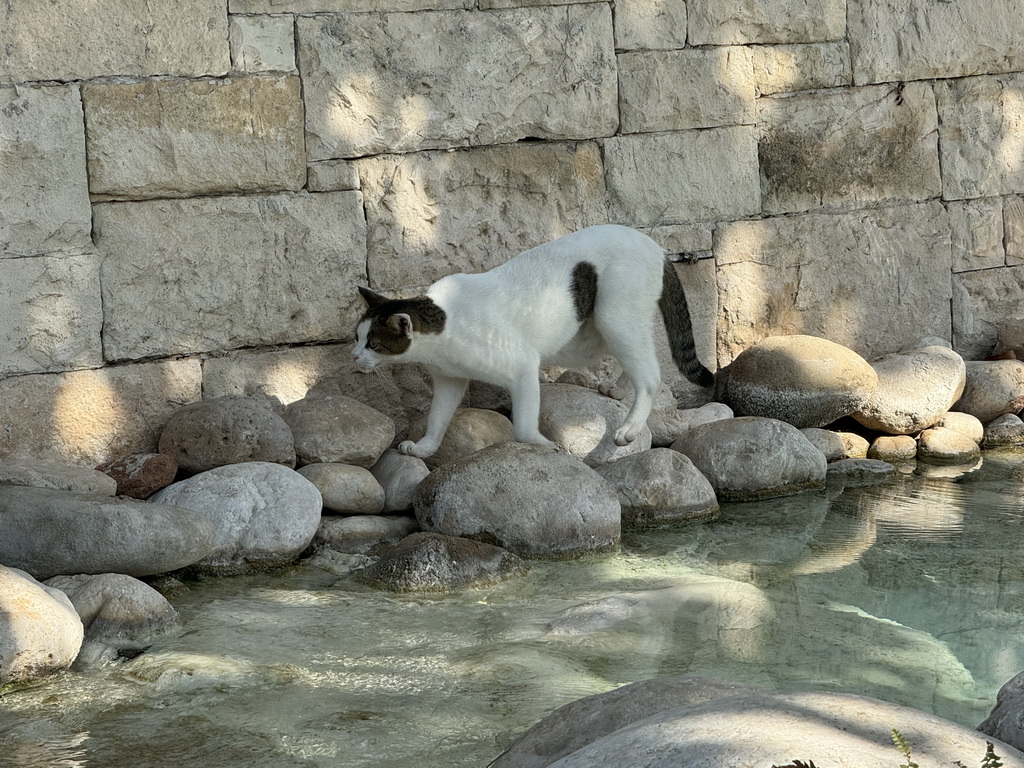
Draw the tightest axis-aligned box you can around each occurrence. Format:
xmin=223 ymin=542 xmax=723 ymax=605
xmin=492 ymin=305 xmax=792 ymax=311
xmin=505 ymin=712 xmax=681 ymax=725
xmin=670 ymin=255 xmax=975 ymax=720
xmin=570 ymin=261 xmax=598 ymax=322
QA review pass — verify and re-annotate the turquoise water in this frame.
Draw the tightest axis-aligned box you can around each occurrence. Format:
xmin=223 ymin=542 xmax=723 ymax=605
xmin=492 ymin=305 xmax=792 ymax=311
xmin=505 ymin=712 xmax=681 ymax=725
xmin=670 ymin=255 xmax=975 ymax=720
xmin=2 ymin=449 xmax=1024 ymax=768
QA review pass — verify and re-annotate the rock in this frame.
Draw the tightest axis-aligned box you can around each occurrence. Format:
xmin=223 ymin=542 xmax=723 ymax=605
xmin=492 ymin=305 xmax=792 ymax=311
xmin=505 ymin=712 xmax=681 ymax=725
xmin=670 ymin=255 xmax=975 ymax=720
xmin=368 ymin=450 xmax=431 ymax=513
xmin=45 ymin=573 xmax=178 ymax=653
xmin=825 ymin=458 xmax=897 ymax=486
xmin=868 ymin=435 xmax=918 ymax=462
xmin=650 ymin=401 xmax=734 ymax=447
xmin=158 ymin=396 xmax=296 ymax=475
xmin=689 ymin=0 xmax=846 ymax=45
xmin=935 ymin=411 xmax=986 ymax=443
xmin=0 ymin=459 xmax=117 ymax=496
xmin=95 ymin=453 xmax=178 ymax=499
xmin=917 ymin=427 xmax=982 ymax=465
xmin=310 ymin=515 xmax=419 ymax=556
xmin=539 ymin=383 xmax=652 ymax=467
xmin=296 ymin=463 xmax=385 ymax=514
xmin=671 ymin=417 xmax=827 ymax=501
xmin=150 ymin=462 xmax=322 ymax=574
xmin=980 ymin=670 xmax=1024 ymax=751
xmin=752 ymin=42 xmax=850 ymax=96
xmin=837 ymin=431 xmax=871 ymax=459
xmin=283 ymin=394 xmax=395 ymax=468
xmin=407 ymin=407 xmax=515 ymax=469
xmin=594 ymin=449 xmax=719 ymax=528
xmin=358 ymin=532 xmax=529 ymax=593
xmin=984 ymin=414 xmax=1024 ymax=447
xmin=414 ymin=442 xmax=620 ymax=560
xmin=726 ymin=335 xmax=878 ymax=428
xmin=0 ymin=566 xmax=84 ymax=690
xmin=852 ymin=345 xmax=966 ymax=434
xmin=799 ymin=428 xmax=846 ymax=461
xmin=495 ymin=679 xmax=1024 ymax=767
xmin=0 ymin=487 xmax=216 ymax=580
xmin=953 ymin=360 xmax=1024 ymax=423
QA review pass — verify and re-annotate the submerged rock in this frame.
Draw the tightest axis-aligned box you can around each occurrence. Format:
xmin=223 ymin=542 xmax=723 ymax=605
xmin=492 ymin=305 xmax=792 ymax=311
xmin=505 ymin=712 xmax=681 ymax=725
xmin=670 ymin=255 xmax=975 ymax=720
xmin=414 ymin=442 xmax=620 ymax=559
xmin=825 ymin=458 xmax=897 ymax=486
xmin=358 ymin=532 xmax=529 ymax=592
xmin=671 ymin=417 xmax=827 ymax=501
xmin=310 ymin=514 xmax=419 ymax=556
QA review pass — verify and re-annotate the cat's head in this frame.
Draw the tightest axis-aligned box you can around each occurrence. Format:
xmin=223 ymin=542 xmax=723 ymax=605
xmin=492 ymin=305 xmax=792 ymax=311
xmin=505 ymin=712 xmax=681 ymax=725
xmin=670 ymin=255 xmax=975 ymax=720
xmin=352 ymin=286 xmax=446 ymax=372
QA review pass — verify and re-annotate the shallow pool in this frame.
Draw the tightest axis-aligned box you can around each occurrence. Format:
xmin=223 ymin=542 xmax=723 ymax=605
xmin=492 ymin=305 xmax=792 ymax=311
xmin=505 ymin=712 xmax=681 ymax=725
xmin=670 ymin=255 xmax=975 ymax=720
xmin=3 ymin=449 xmax=1024 ymax=768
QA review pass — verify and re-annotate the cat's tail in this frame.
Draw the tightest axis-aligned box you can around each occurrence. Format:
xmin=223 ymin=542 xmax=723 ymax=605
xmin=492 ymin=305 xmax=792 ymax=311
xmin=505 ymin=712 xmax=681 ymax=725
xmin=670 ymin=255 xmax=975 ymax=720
xmin=658 ymin=261 xmax=715 ymax=388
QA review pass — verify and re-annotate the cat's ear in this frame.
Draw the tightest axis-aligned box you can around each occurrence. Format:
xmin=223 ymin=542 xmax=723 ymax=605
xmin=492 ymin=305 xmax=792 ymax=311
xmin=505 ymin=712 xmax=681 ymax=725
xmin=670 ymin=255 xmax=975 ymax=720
xmin=358 ymin=286 xmax=388 ymax=309
xmin=387 ymin=313 xmax=414 ymax=339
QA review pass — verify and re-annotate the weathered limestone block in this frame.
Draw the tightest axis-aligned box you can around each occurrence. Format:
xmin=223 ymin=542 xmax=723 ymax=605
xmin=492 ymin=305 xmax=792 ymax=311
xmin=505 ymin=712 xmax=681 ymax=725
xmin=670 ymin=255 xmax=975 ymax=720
xmin=0 ymin=253 xmax=102 ymax=376
xmin=1006 ymin=197 xmax=1024 ymax=266
xmin=688 ymin=0 xmax=845 ymax=45
xmin=359 ymin=142 xmax=606 ymax=287
xmin=613 ymin=0 xmax=687 ymax=51
xmin=306 ymin=160 xmax=360 ymax=193
xmin=953 ymin=267 xmax=1024 ymax=361
xmin=641 ymin=224 xmax=714 ymax=258
xmin=0 ymin=0 xmax=229 ymax=82
xmin=618 ymin=48 xmax=754 ymax=134
xmin=0 ymin=86 xmax=92 ymax=257
xmin=759 ymin=83 xmax=940 ymax=214
xmin=949 ymin=198 xmax=1006 ymax=272
xmin=849 ymin=0 xmax=1024 ymax=85
xmin=0 ymin=359 xmax=202 ymax=466
xmin=298 ymin=6 xmax=617 ymax=159
xmin=231 ymin=0 xmax=469 ymax=11
xmin=937 ymin=74 xmax=1024 ymax=200
xmin=95 ymin=191 xmax=366 ymax=360
xmin=752 ymin=43 xmax=851 ymax=96
xmin=84 ymin=77 xmax=305 ymax=200
xmin=716 ymin=202 xmax=952 ymax=363
xmin=229 ymin=15 xmax=296 ymax=72
xmin=605 ymin=128 xmax=760 ymax=226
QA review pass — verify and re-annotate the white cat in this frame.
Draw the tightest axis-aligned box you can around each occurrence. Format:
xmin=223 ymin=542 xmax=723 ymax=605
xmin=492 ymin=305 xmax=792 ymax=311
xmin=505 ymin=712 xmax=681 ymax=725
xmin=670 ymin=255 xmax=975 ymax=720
xmin=352 ymin=224 xmax=713 ymax=458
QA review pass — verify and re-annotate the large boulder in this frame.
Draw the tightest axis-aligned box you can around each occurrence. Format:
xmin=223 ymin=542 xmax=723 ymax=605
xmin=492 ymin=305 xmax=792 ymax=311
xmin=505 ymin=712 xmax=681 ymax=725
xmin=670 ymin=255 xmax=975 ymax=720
xmin=726 ymin=335 xmax=878 ymax=428
xmin=980 ymin=670 xmax=1024 ymax=751
xmin=852 ymin=345 xmax=966 ymax=434
xmin=953 ymin=359 xmax=1024 ymax=423
xmin=493 ymin=679 xmax=1024 ymax=767
xmin=358 ymin=532 xmax=529 ymax=592
xmin=539 ymin=383 xmax=652 ymax=466
xmin=158 ymin=396 xmax=296 ymax=474
xmin=283 ymin=394 xmax=395 ymax=467
xmin=594 ymin=449 xmax=718 ymax=527
xmin=0 ymin=486 xmax=217 ymax=579
xmin=671 ymin=417 xmax=827 ymax=501
xmin=150 ymin=462 xmax=322 ymax=574
xmin=414 ymin=442 xmax=621 ymax=559
xmin=0 ymin=566 xmax=84 ymax=690
xmin=0 ymin=459 xmax=116 ymax=495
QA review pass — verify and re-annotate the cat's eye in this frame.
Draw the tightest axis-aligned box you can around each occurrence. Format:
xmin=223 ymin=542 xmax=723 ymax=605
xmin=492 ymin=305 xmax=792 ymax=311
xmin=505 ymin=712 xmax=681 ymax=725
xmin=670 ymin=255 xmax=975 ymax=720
xmin=367 ymin=340 xmax=380 ymax=350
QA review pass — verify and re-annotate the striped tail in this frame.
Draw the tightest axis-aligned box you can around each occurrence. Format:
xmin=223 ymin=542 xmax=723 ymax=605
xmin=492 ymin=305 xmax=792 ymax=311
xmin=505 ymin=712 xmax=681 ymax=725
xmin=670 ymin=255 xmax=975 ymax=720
xmin=658 ymin=261 xmax=714 ymax=388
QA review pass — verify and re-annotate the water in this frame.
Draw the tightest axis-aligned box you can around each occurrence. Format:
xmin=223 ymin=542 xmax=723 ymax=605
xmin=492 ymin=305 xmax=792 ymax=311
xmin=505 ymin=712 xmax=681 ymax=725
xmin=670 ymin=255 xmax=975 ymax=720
xmin=3 ymin=450 xmax=1024 ymax=768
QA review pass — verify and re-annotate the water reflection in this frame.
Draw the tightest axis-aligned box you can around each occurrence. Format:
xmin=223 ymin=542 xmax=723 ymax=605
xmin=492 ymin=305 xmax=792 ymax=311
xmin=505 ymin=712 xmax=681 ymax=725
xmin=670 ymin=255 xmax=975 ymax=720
xmin=1 ymin=451 xmax=1024 ymax=767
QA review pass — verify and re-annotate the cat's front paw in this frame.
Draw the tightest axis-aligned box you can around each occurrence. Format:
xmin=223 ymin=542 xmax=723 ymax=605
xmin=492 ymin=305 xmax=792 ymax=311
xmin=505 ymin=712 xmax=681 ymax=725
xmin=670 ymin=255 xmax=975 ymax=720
xmin=613 ymin=425 xmax=641 ymax=446
xmin=398 ymin=440 xmax=436 ymax=458
xmin=598 ymin=381 xmax=628 ymax=401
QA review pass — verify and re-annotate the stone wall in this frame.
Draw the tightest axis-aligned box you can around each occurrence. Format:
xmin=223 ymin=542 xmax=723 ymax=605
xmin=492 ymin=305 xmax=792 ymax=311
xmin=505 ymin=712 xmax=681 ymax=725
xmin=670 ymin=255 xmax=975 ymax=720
xmin=2 ymin=0 xmax=1023 ymax=465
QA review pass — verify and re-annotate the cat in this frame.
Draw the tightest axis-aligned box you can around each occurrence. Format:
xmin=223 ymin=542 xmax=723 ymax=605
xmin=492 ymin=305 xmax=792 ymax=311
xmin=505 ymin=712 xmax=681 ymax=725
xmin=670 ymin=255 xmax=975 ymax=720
xmin=352 ymin=224 xmax=714 ymax=458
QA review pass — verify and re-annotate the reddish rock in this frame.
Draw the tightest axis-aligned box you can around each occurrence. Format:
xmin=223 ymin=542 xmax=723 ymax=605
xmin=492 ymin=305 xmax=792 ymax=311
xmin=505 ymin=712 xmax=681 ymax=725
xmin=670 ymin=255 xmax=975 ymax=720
xmin=97 ymin=453 xmax=178 ymax=499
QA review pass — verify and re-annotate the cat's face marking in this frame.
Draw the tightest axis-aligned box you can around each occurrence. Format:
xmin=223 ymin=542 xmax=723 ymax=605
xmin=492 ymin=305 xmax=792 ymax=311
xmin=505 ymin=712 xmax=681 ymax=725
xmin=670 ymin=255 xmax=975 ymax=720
xmin=352 ymin=287 xmax=446 ymax=372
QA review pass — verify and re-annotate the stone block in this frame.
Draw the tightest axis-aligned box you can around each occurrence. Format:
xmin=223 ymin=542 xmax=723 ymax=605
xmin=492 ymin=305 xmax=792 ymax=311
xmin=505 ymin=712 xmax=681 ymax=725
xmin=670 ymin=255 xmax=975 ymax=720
xmin=83 ymin=76 xmax=305 ymax=201
xmin=605 ymin=127 xmax=760 ymax=226
xmin=94 ymin=191 xmax=367 ymax=361
xmin=1006 ymin=197 xmax=1024 ymax=266
xmin=758 ymin=83 xmax=940 ymax=215
xmin=307 ymin=160 xmax=361 ymax=192
xmin=0 ymin=253 xmax=102 ymax=376
xmin=949 ymin=198 xmax=1005 ymax=273
xmin=612 ymin=0 xmax=687 ymax=51
xmin=297 ymin=6 xmax=617 ymax=159
xmin=937 ymin=74 xmax=1024 ymax=200
xmin=849 ymin=0 xmax=1024 ymax=85
xmin=0 ymin=360 xmax=202 ymax=466
xmin=1 ymin=86 xmax=91 ymax=258
xmin=954 ymin=266 xmax=1024 ymax=361
xmin=0 ymin=0 xmax=229 ymax=82
xmin=229 ymin=15 xmax=296 ymax=72
xmin=231 ymin=0 xmax=470 ymax=10
xmin=688 ymin=0 xmax=845 ymax=45
xmin=753 ymin=43 xmax=851 ymax=96
xmin=641 ymin=224 xmax=715 ymax=258
xmin=618 ymin=47 xmax=754 ymax=134
xmin=715 ymin=202 xmax=953 ymax=363
xmin=358 ymin=142 xmax=607 ymax=288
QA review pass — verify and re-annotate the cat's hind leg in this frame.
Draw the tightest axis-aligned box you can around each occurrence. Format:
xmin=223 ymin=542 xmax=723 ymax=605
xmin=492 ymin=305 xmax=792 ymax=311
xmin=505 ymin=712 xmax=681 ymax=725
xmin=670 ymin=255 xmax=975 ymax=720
xmin=398 ymin=372 xmax=468 ymax=458
xmin=509 ymin=368 xmax=557 ymax=449
xmin=599 ymin=328 xmax=661 ymax=446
